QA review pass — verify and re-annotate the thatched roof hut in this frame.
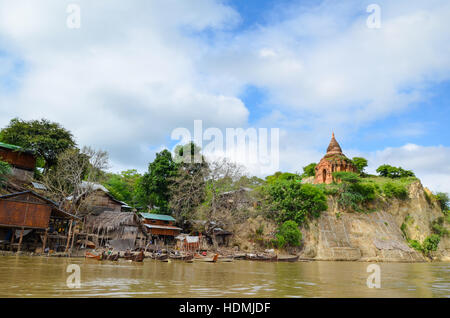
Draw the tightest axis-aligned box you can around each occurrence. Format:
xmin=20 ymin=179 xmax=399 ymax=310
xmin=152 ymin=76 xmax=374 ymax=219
xmin=85 ymin=211 xmax=147 ymax=250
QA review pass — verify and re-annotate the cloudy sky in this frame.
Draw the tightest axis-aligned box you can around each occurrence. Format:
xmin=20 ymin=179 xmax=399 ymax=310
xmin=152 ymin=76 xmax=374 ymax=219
xmin=0 ymin=0 xmax=449 ymax=192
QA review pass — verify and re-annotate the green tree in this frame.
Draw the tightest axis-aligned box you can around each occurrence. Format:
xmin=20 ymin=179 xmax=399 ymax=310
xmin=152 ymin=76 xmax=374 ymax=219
xmin=352 ymin=157 xmax=368 ymax=174
xmin=266 ymin=179 xmax=328 ymax=225
xmin=302 ymin=163 xmax=317 ymax=178
xmin=104 ymin=169 xmax=142 ymax=207
xmin=376 ymin=164 xmax=415 ymax=178
xmin=0 ymin=118 xmax=76 ymax=170
xmin=137 ymin=149 xmax=178 ymax=214
xmin=276 ymin=220 xmax=302 ymax=247
xmin=170 ymin=142 xmax=208 ymax=222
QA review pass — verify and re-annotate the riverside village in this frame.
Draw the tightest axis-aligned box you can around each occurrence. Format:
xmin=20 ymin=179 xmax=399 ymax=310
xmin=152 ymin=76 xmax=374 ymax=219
xmin=0 ymin=119 xmax=448 ymax=266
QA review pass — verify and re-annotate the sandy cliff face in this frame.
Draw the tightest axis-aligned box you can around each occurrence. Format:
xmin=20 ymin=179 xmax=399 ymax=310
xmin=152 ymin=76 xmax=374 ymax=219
xmin=300 ymin=181 xmax=449 ymax=262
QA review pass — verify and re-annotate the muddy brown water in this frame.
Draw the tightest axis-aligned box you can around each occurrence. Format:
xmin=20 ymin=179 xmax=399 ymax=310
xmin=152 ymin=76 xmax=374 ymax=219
xmin=0 ymin=256 xmax=448 ymax=297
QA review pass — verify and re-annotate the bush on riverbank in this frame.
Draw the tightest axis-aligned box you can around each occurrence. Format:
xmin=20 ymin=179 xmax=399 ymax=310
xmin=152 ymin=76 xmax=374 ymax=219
xmin=275 ymin=221 xmax=302 ymax=248
xmin=264 ymin=179 xmax=328 ymax=225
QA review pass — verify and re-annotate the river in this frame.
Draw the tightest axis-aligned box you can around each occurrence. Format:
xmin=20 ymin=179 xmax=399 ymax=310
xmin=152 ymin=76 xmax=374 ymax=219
xmin=0 ymin=256 xmax=448 ymax=297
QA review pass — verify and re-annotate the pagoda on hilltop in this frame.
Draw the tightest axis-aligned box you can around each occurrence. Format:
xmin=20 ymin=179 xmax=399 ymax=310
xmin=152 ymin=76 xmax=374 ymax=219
xmin=314 ymin=132 xmax=357 ymax=184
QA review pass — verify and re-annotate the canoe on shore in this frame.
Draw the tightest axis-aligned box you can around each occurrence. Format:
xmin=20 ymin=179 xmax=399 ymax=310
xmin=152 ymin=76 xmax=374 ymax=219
xmin=169 ymin=254 xmax=194 ymax=261
xmin=245 ymin=254 xmax=278 ymax=262
xmin=277 ymin=255 xmax=299 ymax=262
xmin=85 ymin=251 xmax=102 ymax=260
xmin=194 ymin=254 xmax=219 ymax=263
xmin=155 ymin=254 xmax=169 ymax=261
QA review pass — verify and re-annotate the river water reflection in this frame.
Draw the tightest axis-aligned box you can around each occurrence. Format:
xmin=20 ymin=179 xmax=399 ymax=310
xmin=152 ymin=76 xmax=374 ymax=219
xmin=0 ymin=256 xmax=448 ymax=297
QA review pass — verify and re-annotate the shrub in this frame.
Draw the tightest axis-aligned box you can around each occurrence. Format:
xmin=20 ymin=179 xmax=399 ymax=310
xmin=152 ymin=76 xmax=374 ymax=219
xmin=408 ymin=239 xmax=422 ymax=252
xmin=275 ymin=234 xmax=286 ymax=249
xmin=276 ymin=221 xmax=302 ymax=247
xmin=382 ymin=182 xmax=408 ymax=200
xmin=266 ymin=180 xmax=328 ymax=225
xmin=0 ymin=161 xmax=11 ymax=185
xmin=332 ymin=172 xmax=376 ymax=211
xmin=435 ymin=192 xmax=449 ymax=212
xmin=422 ymin=234 xmax=441 ymax=255
xmin=431 ymin=217 xmax=448 ymax=237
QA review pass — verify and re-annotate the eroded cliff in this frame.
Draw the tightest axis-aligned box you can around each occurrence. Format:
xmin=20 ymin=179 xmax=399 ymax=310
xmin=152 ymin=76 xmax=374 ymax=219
xmin=300 ymin=180 xmax=449 ymax=262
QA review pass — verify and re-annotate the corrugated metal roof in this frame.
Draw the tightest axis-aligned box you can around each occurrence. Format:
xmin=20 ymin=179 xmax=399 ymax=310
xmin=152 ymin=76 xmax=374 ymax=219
xmin=81 ymin=181 xmax=109 ymax=192
xmin=140 ymin=213 xmax=175 ymax=222
xmin=31 ymin=182 xmax=47 ymax=190
xmin=0 ymin=141 xmax=22 ymax=150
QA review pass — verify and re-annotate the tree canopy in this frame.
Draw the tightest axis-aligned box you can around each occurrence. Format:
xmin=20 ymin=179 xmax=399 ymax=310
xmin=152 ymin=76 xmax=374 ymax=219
xmin=302 ymin=163 xmax=317 ymax=178
xmin=138 ymin=149 xmax=179 ymax=214
xmin=376 ymin=164 xmax=415 ymax=178
xmin=351 ymin=157 xmax=368 ymax=174
xmin=0 ymin=118 xmax=76 ymax=169
xmin=104 ymin=169 xmax=142 ymax=207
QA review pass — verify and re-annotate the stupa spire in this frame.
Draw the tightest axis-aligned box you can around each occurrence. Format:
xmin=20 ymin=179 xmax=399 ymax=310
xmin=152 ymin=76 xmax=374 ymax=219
xmin=326 ymin=132 xmax=342 ymax=154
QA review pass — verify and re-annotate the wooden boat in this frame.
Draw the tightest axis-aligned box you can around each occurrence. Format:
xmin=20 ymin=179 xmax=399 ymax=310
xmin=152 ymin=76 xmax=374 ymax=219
xmin=195 ymin=254 xmax=219 ymax=263
xmin=218 ymin=256 xmax=234 ymax=262
xmin=155 ymin=254 xmax=168 ymax=261
xmin=182 ymin=254 xmax=194 ymax=261
xmin=85 ymin=251 xmax=102 ymax=260
xmin=132 ymin=251 xmax=145 ymax=262
xmin=107 ymin=253 xmax=120 ymax=261
xmin=123 ymin=251 xmax=133 ymax=260
xmin=245 ymin=254 xmax=277 ymax=262
xmin=277 ymin=255 xmax=299 ymax=262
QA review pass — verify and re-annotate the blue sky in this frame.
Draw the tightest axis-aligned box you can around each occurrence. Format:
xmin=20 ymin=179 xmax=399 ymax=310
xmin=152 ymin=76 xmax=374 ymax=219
xmin=0 ymin=0 xmax=449 ymax=192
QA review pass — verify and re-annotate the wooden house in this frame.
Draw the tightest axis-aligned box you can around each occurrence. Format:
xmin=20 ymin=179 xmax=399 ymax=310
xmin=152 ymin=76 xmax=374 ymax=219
xmin=80 ymin=182 xmax=131 ymax=215
xmin=175 ymin=234 xmax=201 ymax=251
xmin=84 ymin=211 xmax=147 ymax=250
xmin=140 ymin=213 xmax=181 ymax=239
xmin=0 ymin=191 xmax=79 ymax=252
xmin=0 ymin=142 xmax=36 ymax=181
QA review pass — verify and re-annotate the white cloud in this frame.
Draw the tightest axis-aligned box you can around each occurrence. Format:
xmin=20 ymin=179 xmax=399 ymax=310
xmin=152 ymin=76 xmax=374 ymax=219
xmin=0 ymin=0 xmax=246 ymax=171
xmin=0 ymin=0 xmax=448 ymax=184
xmin=202 ymin=0 xmax=450 ymax=126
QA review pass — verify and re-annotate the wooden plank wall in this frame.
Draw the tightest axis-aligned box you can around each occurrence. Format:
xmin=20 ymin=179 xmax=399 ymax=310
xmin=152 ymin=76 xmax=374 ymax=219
xmin=0 ymin=148 xmax=36 ymax=171
xmin=0 ymin=200 xmax=51 ymax=229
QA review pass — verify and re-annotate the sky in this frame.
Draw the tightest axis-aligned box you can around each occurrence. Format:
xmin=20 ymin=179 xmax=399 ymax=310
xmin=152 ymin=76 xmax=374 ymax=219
xmin=0 ymin=0 xmax=449 ymax=193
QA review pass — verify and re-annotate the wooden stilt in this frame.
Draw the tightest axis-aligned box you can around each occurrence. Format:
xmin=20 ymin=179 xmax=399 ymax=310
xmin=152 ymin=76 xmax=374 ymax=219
xmin=17 ymin=228 xmax=24 ymax=253
xmin=9 ymin=229 xmax=15 ymax=251
xmin=42 ymin=228 xmax=48 ymax=253
xmin=69 ymin=229 xmax=76 ymax=255
xmin=64 ymin=220 xmax=73 ymax=253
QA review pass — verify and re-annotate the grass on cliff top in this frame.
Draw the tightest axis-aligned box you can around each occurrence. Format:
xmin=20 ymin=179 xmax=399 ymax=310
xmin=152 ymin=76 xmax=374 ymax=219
xmin=362 ymin=176 xmax=418 ymax=187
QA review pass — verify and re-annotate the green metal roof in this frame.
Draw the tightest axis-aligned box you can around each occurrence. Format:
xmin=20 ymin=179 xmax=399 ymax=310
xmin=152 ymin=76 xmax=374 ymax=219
xmin=0 ymin=142 xmax=22 ymax=151
xmin=140 ymin=213 xmax=175 ymax=222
